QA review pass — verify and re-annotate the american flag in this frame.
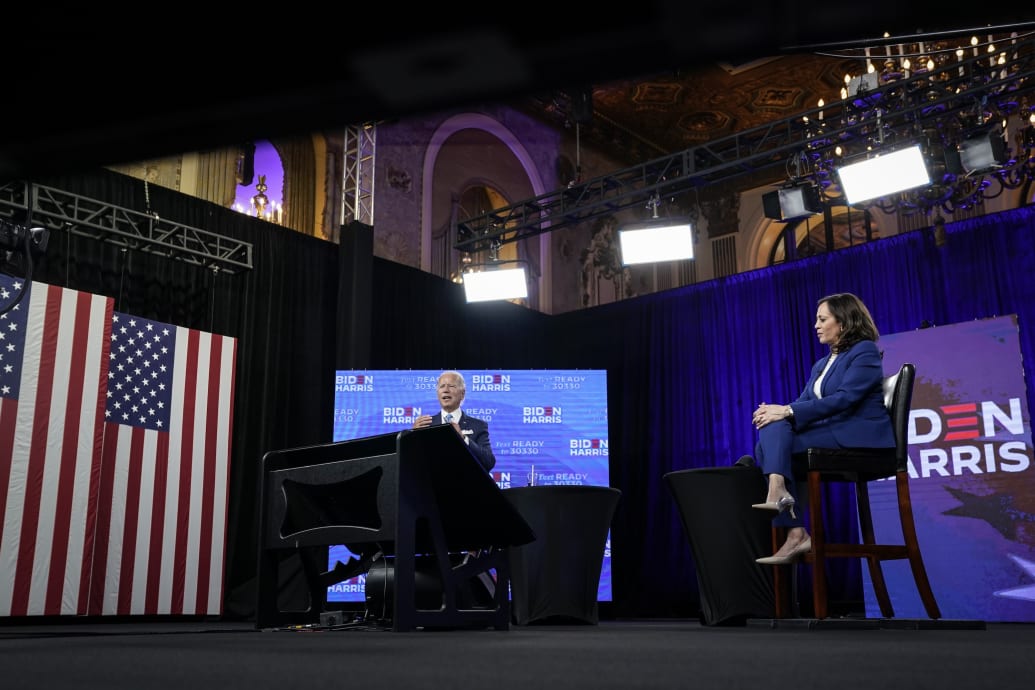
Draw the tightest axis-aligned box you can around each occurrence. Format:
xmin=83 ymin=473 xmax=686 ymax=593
xmin=90 ymin=311 xmax=237 ymax=616
xmin=0 ymin=274 xmax=111 ymax=616
xmin=0 ymin=273 xmax=237 ymax=616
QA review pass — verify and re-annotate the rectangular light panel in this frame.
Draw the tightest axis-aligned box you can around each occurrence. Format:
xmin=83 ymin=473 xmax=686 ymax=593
xmin=619 ymin=222 xmax=694 ymax=265
xmin=837 ymin=145 xmax=930 ymax=205
xmin=462 ymin=266 xmax=528 ymax=302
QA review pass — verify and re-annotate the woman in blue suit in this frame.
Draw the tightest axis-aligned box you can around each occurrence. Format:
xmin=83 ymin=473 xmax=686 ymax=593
xmin=749 ymin=293 xmax=894 ymax=564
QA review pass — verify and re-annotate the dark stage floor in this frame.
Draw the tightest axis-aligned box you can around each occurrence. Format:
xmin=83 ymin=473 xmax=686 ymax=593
xmin=2 ymin=617 xmax=1034 ymax=689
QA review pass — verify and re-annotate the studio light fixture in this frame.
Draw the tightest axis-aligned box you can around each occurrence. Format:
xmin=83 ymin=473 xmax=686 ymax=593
xmin=836 ymin=145 xmax=931 ymax=205
xmin=847 ymin=71 xmax=880 ymax=98
xmin=618 ymin=194 xmax=694 ymax=266
xmin=0 ymin=217 xmax=50 ymax=314
xmin=958 ymin=128 xmax=1009 ymax=174
xmin=462 ymin=262 xmax=528 ymax=303
xmin=0 ymin=218 xmax=50 ymax=254
xmin=762 ymin=183 xmax=823 ymax=221
xmin=618 ymin=219 xmax=694 ymax=265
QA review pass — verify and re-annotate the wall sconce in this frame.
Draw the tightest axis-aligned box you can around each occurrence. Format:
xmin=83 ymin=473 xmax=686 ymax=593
xmin=836 ymin=145 xmax=931 ymax=205
xmin=462 ymin=262 xmax=529 ymax=303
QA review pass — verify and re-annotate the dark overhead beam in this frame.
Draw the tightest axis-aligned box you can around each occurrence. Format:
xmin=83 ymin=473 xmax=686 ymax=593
xmin=4 ymin=9 xmax=1034 ymax=179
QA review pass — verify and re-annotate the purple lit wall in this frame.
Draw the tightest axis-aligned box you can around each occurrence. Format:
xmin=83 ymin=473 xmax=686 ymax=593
xmin=233 ymin=140 xmax=284 ymax=218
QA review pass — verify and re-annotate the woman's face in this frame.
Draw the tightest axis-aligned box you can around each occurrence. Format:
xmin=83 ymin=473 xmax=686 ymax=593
xmin=815 ymin=301 xmax=841 ymax=346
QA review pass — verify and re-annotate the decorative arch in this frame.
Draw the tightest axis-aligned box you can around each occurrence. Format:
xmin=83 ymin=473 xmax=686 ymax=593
xmin=421 ymin=113 xmax=550 ymax=310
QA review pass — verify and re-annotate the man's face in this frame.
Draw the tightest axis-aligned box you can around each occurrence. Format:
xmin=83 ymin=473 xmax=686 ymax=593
xmin=437 ymin=374 xmax=465 ymax=412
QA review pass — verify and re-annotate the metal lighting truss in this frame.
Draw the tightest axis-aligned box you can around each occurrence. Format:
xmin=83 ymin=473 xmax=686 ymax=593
xmin=0 ymin=180 xmax=253 ymax=273
xmin=341 ymin=123 xmax=377 ymax=226
xmin=456 ymin=31 xmax=1035 ymax=255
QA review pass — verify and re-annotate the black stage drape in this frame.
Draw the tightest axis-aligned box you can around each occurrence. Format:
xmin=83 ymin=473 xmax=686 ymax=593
xmin=16 ymin=168 xmax=1035 ymax=621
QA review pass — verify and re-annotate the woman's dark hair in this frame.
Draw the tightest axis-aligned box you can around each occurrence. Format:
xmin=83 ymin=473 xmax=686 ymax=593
xmin=818 ymin=292 xmax=879 ymax=352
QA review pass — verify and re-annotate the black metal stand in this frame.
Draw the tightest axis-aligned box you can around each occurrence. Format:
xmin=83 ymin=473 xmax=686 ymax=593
xmin=255 ymin=426 xmax=534 ymax=631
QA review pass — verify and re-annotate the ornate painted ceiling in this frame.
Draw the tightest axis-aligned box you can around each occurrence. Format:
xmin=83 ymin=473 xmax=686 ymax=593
xmin=522 ymin=52 xmax=855 ymax=169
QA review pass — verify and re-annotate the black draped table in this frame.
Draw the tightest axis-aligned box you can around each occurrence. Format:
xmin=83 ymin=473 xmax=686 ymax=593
xmin=664 ymin=466 xmax=776 ymax=625
xmin=503 ymin=485 xmax=621 ymax=625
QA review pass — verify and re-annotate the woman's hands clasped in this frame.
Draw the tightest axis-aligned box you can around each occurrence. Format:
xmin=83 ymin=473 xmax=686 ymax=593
xmin=753 ymin=402 xmax=791 ymax=429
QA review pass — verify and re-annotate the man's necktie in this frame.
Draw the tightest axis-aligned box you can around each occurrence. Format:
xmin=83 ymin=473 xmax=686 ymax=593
xmin=444 ymin=413 xmax=453 ymax=423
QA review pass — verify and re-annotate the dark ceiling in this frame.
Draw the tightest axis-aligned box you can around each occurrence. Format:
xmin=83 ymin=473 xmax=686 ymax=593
xmin=4 ymin=7 xmax=1033 ymax=180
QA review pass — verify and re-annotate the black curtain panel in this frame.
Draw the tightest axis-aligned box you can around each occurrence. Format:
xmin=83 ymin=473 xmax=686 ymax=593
xmin=13 ymin=167 xmax=1035 ymax=621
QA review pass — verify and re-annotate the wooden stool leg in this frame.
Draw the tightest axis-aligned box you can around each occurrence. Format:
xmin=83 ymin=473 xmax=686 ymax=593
xmin=807 ymin=473 xmax=828 ymax=619
xmin=771 ymin=526 xmax=789 ymax=618
xmin=856 ymin=481 xmax=894 ymax=618
xmin=895 ymin=472 xmax=942 ymax=619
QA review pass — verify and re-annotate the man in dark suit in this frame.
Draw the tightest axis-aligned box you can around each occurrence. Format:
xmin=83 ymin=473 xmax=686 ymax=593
xmin=412 ymin=370 xmax=496 ymax=472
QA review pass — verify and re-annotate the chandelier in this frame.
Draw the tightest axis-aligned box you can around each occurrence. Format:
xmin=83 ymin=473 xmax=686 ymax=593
xmin=782 ymin=27 xmax=1035 ymax=218
xmin=232 ymin=174 xmax=283 ymax=224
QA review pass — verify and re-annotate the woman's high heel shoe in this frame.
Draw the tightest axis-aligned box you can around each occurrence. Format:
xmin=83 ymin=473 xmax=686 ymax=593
xmin=755 ymin=538 xmax=812 ymax=565
xmin=751 ymin=495 xmax=797 ymax=519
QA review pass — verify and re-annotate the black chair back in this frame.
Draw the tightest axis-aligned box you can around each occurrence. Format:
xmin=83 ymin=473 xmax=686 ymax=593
xmin=885 ymin=363 xmax=915 ymax=472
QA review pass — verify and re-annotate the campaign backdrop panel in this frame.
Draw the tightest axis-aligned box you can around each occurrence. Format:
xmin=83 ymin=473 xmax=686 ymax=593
xmin=876 ymin=315 xmax=1035 ymax=621
xmin=329 ymin=369 xmax=611 ymax=604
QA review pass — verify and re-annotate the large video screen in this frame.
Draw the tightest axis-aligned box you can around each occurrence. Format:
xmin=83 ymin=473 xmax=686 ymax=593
xmin=328 ymin=369 xmax=611 ymax=605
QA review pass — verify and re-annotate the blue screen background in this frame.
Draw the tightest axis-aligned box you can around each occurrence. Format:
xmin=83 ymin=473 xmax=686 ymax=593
xmin=329 ymin=369 xmax=611 ymax=604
